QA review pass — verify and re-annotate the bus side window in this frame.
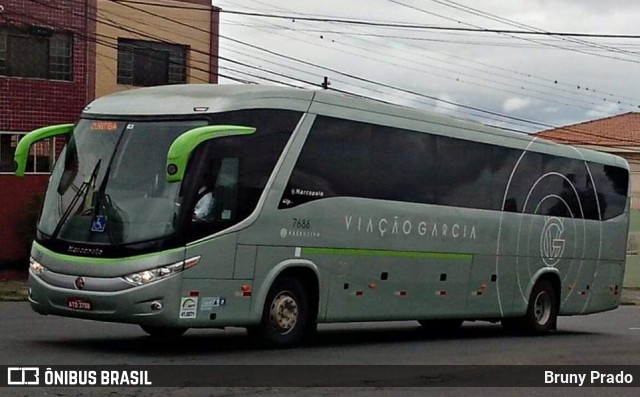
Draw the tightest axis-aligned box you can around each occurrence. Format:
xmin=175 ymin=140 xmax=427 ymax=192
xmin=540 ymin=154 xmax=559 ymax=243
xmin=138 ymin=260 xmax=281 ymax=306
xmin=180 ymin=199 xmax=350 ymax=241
xmin=192 ymin=157 xmax=239 ymax=223
xmin=193 ymin=190 xmax=214 ymax=222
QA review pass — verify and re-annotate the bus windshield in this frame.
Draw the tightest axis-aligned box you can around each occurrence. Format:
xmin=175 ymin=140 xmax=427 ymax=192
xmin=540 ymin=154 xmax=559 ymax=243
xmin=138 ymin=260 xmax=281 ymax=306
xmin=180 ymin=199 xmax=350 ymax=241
xmin=37 ymin=109 xmax=303 ymax=253
xmin=39 ymin=119 xmax=206 ymax=246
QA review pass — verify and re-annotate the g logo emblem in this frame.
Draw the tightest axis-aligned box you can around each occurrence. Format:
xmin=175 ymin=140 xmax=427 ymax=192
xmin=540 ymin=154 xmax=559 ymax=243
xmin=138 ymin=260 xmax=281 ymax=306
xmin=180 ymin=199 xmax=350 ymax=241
xmin=541 ymin=217 xmax=565 ymax=267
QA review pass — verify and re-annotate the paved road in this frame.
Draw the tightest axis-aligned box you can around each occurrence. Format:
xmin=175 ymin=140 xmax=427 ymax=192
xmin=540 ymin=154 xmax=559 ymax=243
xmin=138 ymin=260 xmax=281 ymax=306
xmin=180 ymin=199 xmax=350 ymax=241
xmin=1 ymin=302 xmax=639 ymax=396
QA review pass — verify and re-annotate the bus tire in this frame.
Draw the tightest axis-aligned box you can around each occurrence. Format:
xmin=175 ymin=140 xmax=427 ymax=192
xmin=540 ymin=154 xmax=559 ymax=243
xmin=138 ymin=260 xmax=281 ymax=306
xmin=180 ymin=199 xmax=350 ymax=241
xmin=140 ymin=325 xmax=188 ymax=338
xmin=502 ymin=279 xmax=557 ymax=335
xmin=417 ymin=319 xmax=463 ymax=336
xmin=248 ymin=276 xmax=314 ymax=347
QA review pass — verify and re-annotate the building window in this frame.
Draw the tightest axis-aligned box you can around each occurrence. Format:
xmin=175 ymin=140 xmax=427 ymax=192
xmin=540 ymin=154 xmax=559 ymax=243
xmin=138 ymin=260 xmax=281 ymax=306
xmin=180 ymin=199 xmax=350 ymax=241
xmin=0 ymin=26 xmax=73 ymax=81
xmin=117 ymin=38 xmax=188 ymax=86
xmin=0 ymin=133 xmax=58 ymax=173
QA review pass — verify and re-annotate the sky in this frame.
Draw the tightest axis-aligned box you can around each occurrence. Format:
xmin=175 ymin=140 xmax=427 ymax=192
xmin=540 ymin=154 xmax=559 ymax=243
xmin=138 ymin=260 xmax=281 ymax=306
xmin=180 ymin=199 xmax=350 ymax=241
xmin=213 ymin=0 xmax=640 ymax=133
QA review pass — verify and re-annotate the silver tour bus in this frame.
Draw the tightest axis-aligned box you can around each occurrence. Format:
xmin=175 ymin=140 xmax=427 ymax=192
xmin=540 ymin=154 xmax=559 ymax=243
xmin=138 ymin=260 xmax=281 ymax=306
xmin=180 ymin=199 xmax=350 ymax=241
xmin=16 ymin=85 xmax=630 ymax=346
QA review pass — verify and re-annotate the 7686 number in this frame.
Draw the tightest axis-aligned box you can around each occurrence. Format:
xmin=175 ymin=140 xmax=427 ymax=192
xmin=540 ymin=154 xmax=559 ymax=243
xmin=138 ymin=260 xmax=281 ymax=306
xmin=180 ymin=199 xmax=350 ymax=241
xmin=293 ymin=218 xmax=311 ymax=229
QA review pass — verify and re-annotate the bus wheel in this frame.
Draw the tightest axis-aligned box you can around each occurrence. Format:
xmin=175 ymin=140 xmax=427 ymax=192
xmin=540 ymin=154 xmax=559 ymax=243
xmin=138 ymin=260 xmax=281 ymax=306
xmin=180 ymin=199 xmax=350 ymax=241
xmin=502 ymin=279 xmax=557 ymax=335
xmin=249 ymin=276 xmax=313 ymax=347
xmin=418 ymin=319 xmax=463 ymax=336
xmin=140 ymin=325 xmax=188 ymax=338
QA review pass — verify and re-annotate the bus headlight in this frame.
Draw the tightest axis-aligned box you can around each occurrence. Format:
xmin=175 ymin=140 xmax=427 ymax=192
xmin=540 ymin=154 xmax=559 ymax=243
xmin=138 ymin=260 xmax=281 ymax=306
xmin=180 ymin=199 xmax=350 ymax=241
xmin=29 ymin=258 xmax=47 ymax=275
xmin=123 ymin=256 xmax=200 ymax=286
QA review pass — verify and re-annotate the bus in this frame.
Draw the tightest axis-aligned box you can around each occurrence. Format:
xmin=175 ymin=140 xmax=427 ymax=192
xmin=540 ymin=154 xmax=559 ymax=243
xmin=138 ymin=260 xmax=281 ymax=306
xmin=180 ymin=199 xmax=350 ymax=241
xmin=16 ymin=85 xmax=630 ymax=346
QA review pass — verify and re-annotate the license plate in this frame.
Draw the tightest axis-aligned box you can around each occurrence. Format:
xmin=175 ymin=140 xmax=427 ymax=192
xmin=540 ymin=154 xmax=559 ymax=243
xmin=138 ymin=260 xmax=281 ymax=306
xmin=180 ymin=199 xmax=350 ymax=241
xmin=67 ymin=298 xmax=92 ymax=311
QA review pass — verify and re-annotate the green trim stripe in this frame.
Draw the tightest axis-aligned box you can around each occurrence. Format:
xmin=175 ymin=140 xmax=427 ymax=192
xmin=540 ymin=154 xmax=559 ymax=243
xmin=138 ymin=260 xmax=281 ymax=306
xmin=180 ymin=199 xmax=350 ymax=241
xmin=32 ymin=242 xmax=185 ymax=264
xmin=301 ymin=247 xmax=472 ymax=260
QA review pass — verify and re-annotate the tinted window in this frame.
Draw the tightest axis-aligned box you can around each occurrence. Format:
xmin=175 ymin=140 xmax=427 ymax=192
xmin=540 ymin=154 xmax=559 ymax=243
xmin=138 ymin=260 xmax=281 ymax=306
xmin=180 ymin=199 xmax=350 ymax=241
xmin=280 ymin=117 xmax=439 ymax=208
xmin=502 ymin=151 xmax=544 ymax=213
xmin=371 ymin=126 xmax=436 ymax=204
xmin=280 ymin=115 xmax=628 ymax=220
xmin=184 ymin=109 xmax=302 ymax=241
xmin=0 ymin=27 xmax=72 ymax=81
xmin=591 ymin=164 xmax=628 ymax=220
xmin=117 ymin=38 xmax=187 ymax=86
xmin=435 ymin=137 xmax=492 ymax=210
xmin=490 ymin=146 xmax=521 ymax=211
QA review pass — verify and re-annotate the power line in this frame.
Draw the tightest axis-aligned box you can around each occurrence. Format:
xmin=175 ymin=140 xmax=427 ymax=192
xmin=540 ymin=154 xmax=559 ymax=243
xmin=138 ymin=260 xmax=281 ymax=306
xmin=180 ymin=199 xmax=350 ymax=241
xmin=93 ymin=5 xmax=316 ymax=89
xmin=222 ymin=11 xmax=634 ymax=114
xmin=424 ymin=0 xmax=640 ymax=61
xmin=220 ymin=0 xmax=640 ymax=109
xmin=383 ymin=0 xmax=640 ymax=66
xmin=111 ymin=0 xmax=640 ymax=120
xmin=5 ymin=3 xmax=247 ymax=85
xmin=104 ymin=0 xmax=640 ymax=145
xmin=223 ymin=9 xmax=640 ymax=39
xmin=111 ymin=0 xmax=640 ymax=108
xmin=13 ymin=0 xmax=640 ymax=148
xmin=114 ymin=0 xmax=640 ymax=39
xmin=220 ymin=22 xmax=640 ymax=49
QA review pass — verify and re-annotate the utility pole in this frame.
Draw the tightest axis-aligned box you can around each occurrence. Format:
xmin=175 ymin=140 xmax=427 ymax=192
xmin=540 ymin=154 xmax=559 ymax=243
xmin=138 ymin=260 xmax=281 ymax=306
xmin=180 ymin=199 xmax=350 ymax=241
xmin=321 ymin=76 xmax=330 ymax=90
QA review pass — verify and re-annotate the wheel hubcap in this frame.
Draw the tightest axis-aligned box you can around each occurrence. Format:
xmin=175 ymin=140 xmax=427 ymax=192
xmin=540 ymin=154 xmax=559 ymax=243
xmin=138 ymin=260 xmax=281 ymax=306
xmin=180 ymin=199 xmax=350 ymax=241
xmin=269 ymin=292 xmax=299 ymax=334
xmin=533 ymin=291 xmax=552 ymax=325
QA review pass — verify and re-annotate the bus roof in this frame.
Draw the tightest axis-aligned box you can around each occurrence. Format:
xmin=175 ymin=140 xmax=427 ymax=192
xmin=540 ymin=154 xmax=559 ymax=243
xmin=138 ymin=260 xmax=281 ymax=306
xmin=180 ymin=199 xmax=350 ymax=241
xmin=82 ymin=84 xmax=628 ymax=170
xmin=83 ymin=84 xmax=315 ymax=116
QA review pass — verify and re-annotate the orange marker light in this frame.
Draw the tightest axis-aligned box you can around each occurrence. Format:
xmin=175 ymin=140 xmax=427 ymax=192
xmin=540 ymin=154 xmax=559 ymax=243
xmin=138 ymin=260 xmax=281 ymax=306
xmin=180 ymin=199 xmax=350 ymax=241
xmin=240 ymin=285 xmax=252 ymax=297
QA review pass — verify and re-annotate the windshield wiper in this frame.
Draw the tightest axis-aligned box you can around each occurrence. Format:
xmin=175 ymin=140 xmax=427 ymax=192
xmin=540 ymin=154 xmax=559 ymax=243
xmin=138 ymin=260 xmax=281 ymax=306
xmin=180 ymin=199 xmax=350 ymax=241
xmin=91 ymin=158 xmax=120 ymax=248
xmin=50 ymin=159 xmax=102 ymax=240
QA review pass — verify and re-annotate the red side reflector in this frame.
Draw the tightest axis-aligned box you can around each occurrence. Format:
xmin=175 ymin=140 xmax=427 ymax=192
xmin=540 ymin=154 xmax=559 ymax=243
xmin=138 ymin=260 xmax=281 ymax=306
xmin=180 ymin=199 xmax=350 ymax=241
xmin=242 ymin=291 xmax=252 ymax=297
xmin=355 ymin=290 xmax=364 ymax=296
xmin=189 ymin=290 xmax=199 ymax=297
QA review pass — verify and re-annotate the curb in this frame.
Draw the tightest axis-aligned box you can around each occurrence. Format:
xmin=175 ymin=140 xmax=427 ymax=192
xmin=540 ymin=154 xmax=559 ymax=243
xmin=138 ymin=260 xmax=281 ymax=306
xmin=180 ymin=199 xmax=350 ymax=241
xmin=0 ymin=294 xmax=29 ymax=302
xmin=0 ymin=280 xmax=29 ymax=302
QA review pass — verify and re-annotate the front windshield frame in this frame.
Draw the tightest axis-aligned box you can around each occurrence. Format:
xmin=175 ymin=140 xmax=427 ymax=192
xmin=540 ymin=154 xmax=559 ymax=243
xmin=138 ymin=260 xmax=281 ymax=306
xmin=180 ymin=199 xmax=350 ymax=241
xmin=37 ymin=117 xmax=208 ymax=256
xmin=36 ymin=109 xmax=303 ymax=258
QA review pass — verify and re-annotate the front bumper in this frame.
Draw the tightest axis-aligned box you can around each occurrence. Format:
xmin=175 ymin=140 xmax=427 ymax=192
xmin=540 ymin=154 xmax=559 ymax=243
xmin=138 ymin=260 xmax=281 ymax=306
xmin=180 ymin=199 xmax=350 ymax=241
xmin=28 ymin=269 xmax=183 ymax=327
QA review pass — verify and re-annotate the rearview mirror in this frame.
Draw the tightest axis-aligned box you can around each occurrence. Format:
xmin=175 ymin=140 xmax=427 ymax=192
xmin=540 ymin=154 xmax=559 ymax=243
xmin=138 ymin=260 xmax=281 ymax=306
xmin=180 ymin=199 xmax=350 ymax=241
xmin=165 ymin=125 xmax=256 ymax=183
xmin=14 ymin=124 xmax=74 ymax=177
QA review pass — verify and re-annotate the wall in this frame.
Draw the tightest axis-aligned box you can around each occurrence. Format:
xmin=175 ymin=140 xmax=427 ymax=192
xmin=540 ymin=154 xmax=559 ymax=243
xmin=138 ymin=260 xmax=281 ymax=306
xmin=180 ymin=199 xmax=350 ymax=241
xmin=625 ymin=209 xmax=640 ymax=288
xmin=0 ymin=0 xmax=96 ymax=131
xmin=0 ymin=0 xmax=96 ymax=265
xmin=0 ymin=175 xmax=49 ymax=263
xmin=622 ymin=152 xmax=640 ymax=209
xmin=94 ymin=0 xmax=219 ymax=98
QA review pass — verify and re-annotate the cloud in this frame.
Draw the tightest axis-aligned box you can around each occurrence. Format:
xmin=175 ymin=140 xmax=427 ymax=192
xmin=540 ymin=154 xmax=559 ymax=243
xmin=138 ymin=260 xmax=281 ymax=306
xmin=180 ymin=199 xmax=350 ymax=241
xmin=217 ymin=0 xmax=640 ymax=130
xmin=503 ymin=97 xmax=532 ymax=112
